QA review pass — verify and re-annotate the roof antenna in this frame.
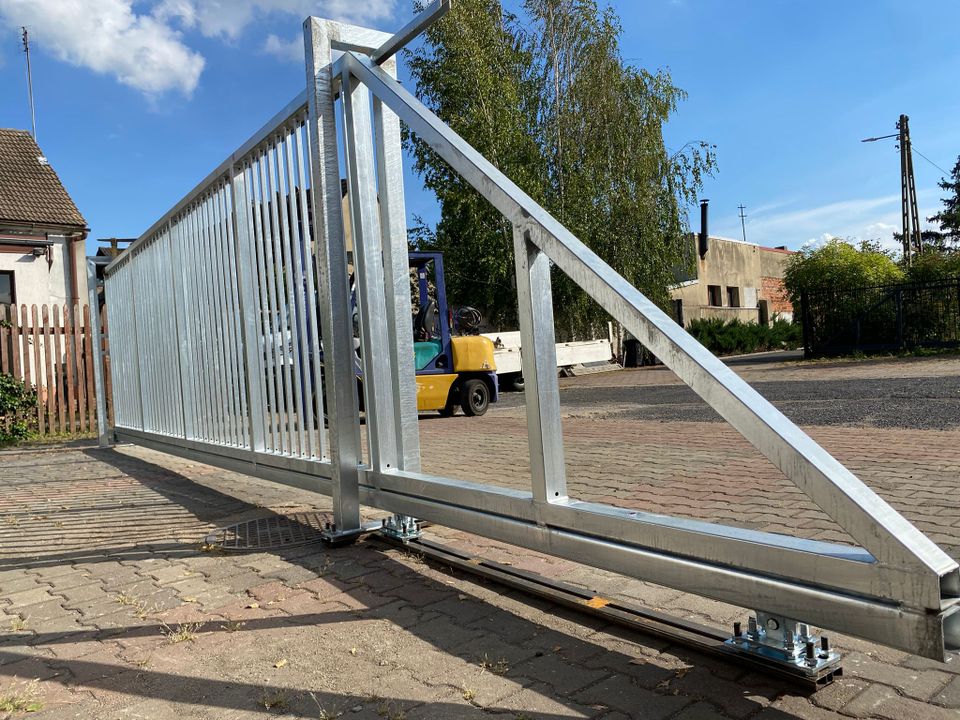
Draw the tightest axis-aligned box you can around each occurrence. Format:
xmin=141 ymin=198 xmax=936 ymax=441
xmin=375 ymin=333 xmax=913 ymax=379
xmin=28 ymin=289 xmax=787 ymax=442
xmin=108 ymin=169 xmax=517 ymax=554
xmin=21 ymin=26 xmax=37 ymax=142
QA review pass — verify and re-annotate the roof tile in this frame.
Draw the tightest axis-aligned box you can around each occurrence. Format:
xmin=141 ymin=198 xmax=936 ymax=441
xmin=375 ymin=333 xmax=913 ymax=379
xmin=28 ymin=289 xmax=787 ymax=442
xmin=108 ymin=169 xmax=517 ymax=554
xmin=0 ymin=128 xmax=86 ymax=229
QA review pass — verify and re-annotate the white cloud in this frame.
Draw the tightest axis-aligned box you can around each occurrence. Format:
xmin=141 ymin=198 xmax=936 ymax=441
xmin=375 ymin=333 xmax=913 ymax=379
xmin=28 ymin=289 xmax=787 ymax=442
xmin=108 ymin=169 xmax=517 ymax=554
xmin=263 ymin=33 xmax=303 ymax=63
xmin=0 ymin=0 xmax=204 ymax=97
xmin=155 ymin=0 xmax=397 ymax=40
xmin=0 ymin=0 xmax=397 ymax=99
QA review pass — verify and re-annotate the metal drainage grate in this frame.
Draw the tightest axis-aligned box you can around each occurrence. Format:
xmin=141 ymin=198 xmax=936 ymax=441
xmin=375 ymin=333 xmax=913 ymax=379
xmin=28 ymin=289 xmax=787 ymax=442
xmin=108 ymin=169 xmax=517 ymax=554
xmin=204 ymin=512 xmax=333 ymax=551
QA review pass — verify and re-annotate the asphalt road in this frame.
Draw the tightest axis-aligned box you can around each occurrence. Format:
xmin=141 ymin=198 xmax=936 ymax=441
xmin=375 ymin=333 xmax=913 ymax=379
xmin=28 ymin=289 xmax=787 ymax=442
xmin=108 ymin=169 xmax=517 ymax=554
xmin=498 ymin=373 xmax=960 ymax=430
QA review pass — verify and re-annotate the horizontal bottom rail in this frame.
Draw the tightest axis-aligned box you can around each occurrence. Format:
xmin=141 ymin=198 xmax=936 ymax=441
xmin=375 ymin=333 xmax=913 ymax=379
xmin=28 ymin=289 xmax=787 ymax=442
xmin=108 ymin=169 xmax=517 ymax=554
xmin=112 ymin=427 xmax=960 ymax=661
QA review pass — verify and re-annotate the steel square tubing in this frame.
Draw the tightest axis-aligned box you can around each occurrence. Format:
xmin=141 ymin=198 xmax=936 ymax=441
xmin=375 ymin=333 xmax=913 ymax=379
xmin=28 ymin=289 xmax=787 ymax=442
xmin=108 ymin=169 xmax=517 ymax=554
xmin=170 ymin=217 xmax=197 ymax=440
xmin=341 ymin=73 xmax=400 ymax=473
xmin=339 ymin=51 xmax=957 ymax=583
xmin=282 ymin=128 xmax=318 ymax=458
xmin=293 ymin=118 xmax=328 ymax=460
xmin=513 ymin=226 xmax=567 ymax=505
xmin=357 ymin=478 xmax=960 ymax=660
xmin=372 ymin=59 xmax=421 ymax=473
xmin=304 ymin=17 xmax=378 ymax=530
xmin=364 ymin=467 xmax=942 ymax=609
xmin=105 ymin=424 xmax=960 ymax=659
xmin=265 ymin=148 xmax=300 ymax=455
xmin=87 ymin=260 xmax=109 ymax=447
xmin=232 ymin=162 xmax=268 ymax=452
xmin=250 ymin=156 xmax=284 ymax=453
xmin=273 ymin=137 xmax=308 ymax=456
xmin=214 ymin=184 xmax=247 ymax=446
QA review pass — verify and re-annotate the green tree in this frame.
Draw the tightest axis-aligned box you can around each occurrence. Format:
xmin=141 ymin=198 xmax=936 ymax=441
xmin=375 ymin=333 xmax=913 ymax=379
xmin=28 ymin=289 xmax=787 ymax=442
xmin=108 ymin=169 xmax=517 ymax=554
xmin=783 ymin=238 xmax=905 ymax=307
xmin=526 ymin=0 xmax=713 ymax=337
xmin=406 ymin=0 xmax=545 ymax=328
xmin=929 ymin=155 xmax=960 ymax=243
xmin=405 ymin=0 xmax=714 ymax=337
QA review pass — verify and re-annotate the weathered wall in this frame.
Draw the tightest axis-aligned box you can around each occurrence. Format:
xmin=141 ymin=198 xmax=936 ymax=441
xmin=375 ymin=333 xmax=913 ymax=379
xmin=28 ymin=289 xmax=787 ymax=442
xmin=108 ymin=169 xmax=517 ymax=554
xmin=670 ymin=237 xmax=795 ymax=326
xmin=0 ymin=235 xmax=84 ymax=309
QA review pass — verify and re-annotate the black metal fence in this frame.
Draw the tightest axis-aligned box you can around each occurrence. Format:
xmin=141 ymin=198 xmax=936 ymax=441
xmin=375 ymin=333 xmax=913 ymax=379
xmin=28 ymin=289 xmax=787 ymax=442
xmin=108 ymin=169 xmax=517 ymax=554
xmin=801 ymin=277 xmax=960 ymax=357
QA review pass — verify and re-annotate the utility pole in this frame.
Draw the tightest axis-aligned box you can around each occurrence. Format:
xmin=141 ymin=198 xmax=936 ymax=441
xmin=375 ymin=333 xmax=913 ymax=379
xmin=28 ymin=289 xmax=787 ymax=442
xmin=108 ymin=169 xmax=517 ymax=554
xmin=898 ymin=114 xmax=922 ymax=264
xmin=738 ymin=204 xmax=748 ymax=243
xmin=862 ymin=115 xmax=923 ymax=265
xmin=21 ymin=26 xmax=37 ymax=142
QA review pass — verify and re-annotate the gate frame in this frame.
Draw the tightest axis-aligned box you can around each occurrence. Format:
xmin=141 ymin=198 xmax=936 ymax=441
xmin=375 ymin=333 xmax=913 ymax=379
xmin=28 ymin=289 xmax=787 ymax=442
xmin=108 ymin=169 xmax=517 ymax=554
xmin=98 ymin=4 xmax=960 ymax=664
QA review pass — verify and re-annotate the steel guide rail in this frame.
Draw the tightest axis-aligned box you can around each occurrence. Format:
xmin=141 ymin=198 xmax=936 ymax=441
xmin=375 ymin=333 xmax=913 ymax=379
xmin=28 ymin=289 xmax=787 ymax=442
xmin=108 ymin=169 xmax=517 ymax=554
xmin=96 ymin=1 xmax=960 ymax=673
xmin=374 ymin=534 xmax=844 ymax=690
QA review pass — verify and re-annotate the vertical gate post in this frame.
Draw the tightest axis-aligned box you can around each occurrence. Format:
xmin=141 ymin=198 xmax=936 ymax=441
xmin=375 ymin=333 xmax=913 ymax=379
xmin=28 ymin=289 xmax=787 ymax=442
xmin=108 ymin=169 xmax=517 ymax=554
xmin=86 ymin=259 xmax=111 ymax=448
xmin=303 ymin=18 xmax=364 ymax=532
xmin=341 ymin=71 xmax=400 ymax=473
xmin=513 ymin=226 xmax=567 ymax=507
xmin=373 ymin=57 xmax=421 ymax=473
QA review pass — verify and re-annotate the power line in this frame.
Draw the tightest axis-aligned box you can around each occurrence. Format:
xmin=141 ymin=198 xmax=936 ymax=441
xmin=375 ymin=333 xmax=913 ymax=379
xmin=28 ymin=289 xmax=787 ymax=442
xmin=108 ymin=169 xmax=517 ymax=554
xmin=737 ymin=204 xmax=747 ymax=243
xmin=911 ymin=146 xmax=951 ymax=177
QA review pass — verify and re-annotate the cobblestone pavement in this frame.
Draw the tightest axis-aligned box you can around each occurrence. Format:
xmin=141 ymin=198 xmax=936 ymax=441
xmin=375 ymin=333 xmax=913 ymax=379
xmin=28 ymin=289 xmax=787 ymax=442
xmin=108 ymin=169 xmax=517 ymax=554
xmin=3 ymin=356 xmax=960 ymax=719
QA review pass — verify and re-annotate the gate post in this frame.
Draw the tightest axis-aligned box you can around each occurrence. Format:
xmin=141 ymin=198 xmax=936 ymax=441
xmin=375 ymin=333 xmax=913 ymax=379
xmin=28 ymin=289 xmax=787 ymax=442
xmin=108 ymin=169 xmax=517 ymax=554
xmin=86 ymin=259 xmax=111 ymax=448
xmin=304 ymin=19 xmax=362 ymax=532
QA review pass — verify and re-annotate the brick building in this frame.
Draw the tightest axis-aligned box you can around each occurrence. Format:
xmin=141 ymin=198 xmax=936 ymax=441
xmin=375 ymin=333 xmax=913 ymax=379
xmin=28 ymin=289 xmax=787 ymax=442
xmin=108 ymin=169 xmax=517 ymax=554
xmin=671 ymin=234 xmax=795 ymax=327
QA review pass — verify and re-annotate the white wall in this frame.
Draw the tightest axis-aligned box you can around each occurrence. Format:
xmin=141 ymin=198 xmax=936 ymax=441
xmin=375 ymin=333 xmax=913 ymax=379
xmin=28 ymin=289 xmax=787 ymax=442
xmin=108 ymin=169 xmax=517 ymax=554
xmin=0 ymin=235 xmax=84 ymax=310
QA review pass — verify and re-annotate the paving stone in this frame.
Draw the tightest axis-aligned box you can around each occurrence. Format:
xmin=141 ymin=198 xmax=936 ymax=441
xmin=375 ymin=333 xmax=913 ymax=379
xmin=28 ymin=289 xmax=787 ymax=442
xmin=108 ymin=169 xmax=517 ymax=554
xmin=493 ymin=683 xmax=596 ymax=718
xmin=671 ymin=700 xmax=729 ymax=720
xmin=755 ymin=694 xmax=847 ymax=720
xmin=55 ymin=582 xmax=110 ymax=606
xmin=845 ymin=650 xmax=953 ymax=700
xmin=46 ymin=571 xmax=100 ymax=592
xmin=0 ymin=574 xmax=46 ymax=596
xmin=843 ymin=682 xmax=960 ymax=720
xmin=510 ymin=653 xmax=607 ymax=695
xmin=573 ymin=674 xmax=691 ymax=718
xmin=667 ymin=665 xmax=777 ymax=718
xmin=932 ymin=674 xmax=960 ymax=708
xmin=4 ymin=586 xmax=57 ymax=609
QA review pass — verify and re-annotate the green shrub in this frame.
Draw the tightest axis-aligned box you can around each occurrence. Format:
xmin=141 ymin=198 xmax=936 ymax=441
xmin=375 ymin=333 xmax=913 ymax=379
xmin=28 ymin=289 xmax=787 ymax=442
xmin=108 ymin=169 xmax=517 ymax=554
xmin=783 ymin=239 xmax=904 ymax=308
xmin=687 ymin=316 xmax=802 ymax=357
xmin=0 ymin=373 xmax=37 ymax=445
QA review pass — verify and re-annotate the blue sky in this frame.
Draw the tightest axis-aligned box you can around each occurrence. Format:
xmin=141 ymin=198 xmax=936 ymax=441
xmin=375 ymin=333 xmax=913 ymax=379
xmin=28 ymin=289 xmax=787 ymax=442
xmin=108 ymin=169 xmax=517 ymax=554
xmin=0 ymin=0 xmax=958 ymax=257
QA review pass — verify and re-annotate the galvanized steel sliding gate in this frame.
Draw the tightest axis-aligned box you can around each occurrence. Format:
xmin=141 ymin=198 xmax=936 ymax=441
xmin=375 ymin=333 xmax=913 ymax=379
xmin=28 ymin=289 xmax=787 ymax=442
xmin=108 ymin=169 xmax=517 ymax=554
xmin=97 ymin=3 xmax=960 ymax=669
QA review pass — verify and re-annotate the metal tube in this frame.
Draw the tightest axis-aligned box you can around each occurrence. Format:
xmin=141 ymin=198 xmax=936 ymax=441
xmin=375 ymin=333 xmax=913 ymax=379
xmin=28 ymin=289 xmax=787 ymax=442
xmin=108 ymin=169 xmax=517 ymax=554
xmin=86 ymin=259 xmax=110 ymax=447
xmin=372 ymin=58 xmax=421 ymax=472
xmin=339 ymin=50 xmax=957 ymax=579
xmin=341 ymin=70 xmax=399 ymax=472
xmin=512 ymin=225 xmax=567 ymax=505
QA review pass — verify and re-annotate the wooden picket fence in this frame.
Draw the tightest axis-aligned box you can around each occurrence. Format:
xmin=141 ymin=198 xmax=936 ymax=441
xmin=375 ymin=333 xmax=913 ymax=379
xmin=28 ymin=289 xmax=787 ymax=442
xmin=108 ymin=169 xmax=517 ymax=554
xmin=0 ymin=303 xmax=112 ymax=437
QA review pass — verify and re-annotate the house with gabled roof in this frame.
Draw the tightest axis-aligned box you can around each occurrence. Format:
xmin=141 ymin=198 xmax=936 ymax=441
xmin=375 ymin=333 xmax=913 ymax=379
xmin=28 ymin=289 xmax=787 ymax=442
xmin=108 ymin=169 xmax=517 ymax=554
xmin=0 ymin=128 xmax=88 ymax=310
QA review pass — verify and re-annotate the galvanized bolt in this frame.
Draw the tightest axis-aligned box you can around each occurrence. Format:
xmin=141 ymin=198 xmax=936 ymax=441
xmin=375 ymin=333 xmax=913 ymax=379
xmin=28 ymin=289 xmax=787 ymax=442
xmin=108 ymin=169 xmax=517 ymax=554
xmin=820 ymin=636 xmax=830 ymax=657
xmin=797 ymin=623 xmax=809 ymax=639
xmin=805 ymin=640 xmax=816 ymax=665
xmin=747 ymin=616 xmax=758 ymax=637
xmin=733 ymin=621 xmax=742 ymax=638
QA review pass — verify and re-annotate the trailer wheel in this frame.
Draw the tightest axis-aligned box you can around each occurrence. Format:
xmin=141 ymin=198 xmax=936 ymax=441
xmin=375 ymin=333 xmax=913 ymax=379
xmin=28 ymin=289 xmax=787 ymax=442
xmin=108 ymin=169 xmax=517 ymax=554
xmin=461 ymin=379 xmax=489 ymax=416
